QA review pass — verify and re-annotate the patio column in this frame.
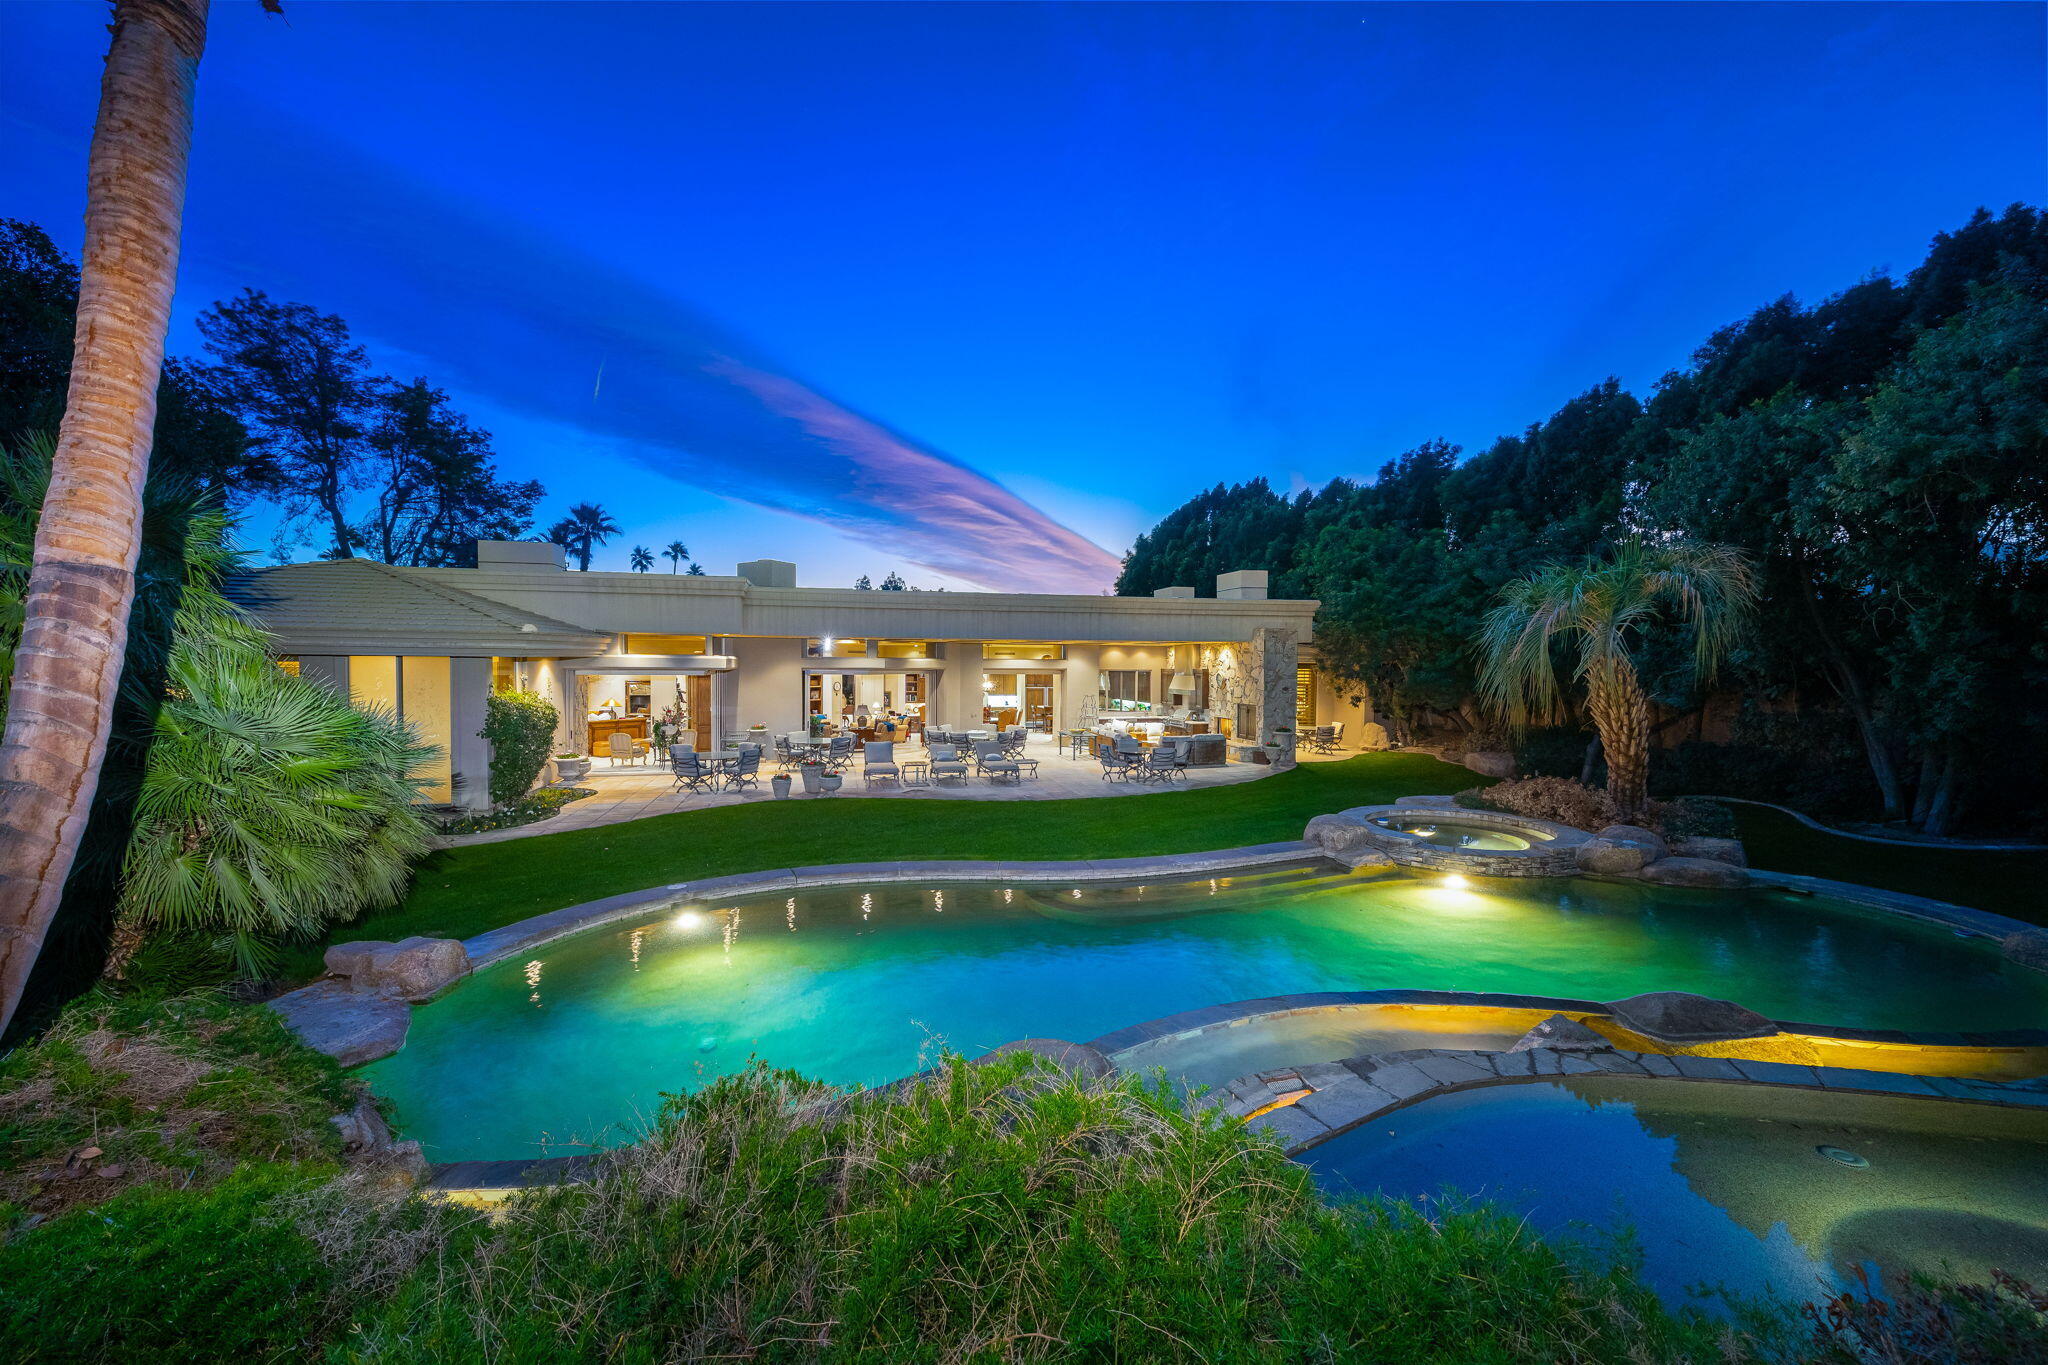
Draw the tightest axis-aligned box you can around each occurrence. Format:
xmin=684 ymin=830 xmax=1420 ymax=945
xmin=1250 ymin=625 xmax=1300 ymax=768
xmin=450 ymin=657 xmax=494 ymax=810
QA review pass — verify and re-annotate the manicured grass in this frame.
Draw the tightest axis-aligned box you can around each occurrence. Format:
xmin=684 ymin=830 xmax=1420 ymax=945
xmin=285 ymin=753 xmax=1468 ymax=976
xmin=1731 ymin=804 xmax=2048 ymax=928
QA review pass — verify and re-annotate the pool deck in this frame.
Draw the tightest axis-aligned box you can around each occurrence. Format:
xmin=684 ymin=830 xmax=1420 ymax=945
xmin=443 ymin=735 xmax=1365 ymax=847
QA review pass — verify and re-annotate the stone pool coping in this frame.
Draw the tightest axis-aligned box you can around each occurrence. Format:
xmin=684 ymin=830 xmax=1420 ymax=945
xmin=1224 ymin=1044 xmax=2048 ymax=1157
xmin=1085 ymin=987 xmax=2048 ymax=1058
xmin=1745 ymin=867 xmax=2039 ymax=943
xmin=1309 ymin=804 xmax=1588 ymax=877
xmin=460 ymin=840 xmax=1324 ymax=969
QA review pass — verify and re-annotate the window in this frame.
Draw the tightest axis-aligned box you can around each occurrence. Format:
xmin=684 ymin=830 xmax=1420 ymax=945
xmin=983 ymin=641 xmax=1063 ymax=660
xmin=1099 ymin=669 xmax=1151 ymax=710
xmin=876 ymin=640 xmax=930 ymax=658
xmin=276 ymin=657 xmax=301 ymax=677
xmin=623 ymin=634 xmax=709 ymax=655
xmin=349 ymin=656 xmax=454 ymax=803
xmin=491 ymin=657 xmax=516 ymax=692
xmin=1296 ymin=665 xmax=1317 ymax=727
xmin=805 ymin=637 xmax=869 ymax=657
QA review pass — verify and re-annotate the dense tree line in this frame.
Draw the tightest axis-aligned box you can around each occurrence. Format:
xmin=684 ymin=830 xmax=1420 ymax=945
xmin=1118 ymin=205 xmax=2048 ymax=834
xmin=2 ymin=219 xmax=544 ymax=566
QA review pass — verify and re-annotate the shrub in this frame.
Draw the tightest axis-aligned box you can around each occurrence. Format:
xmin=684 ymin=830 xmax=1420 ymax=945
xmin=1461 ymin=775 xmax=1620 ymax=831
xmin=1513 ymin=725 xmax=1597 ymax=779
xmin=113 ymin=602 xmax=437 ymax=978
xmin=480 ymin=688 xmax=559 ymax=806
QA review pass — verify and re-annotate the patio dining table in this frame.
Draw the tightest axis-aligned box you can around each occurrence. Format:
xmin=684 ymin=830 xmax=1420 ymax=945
xmin=700 ymin=748 xmax=744 ymax=790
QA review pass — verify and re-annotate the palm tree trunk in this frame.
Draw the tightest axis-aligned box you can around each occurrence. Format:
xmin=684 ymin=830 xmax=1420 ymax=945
xmin=0 ymin=0 xmax=209 ymax=1036
xmin=1586 ymin=665 xmax=1651 ymax=821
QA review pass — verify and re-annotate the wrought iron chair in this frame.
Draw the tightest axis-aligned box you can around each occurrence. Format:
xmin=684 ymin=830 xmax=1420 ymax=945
xmin=928 ymin=743 xmax=970 ymax=784
xmin=670 ymin=748 xmax=714 ymax=793
xmin=863 ymin=740 xmax=901 ymax=787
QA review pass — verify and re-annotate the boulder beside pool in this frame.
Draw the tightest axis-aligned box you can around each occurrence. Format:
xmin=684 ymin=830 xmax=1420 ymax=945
xmin=2002 ymin=930 xmax=2048 ymax=975
xmin=1605 ymin=991 xmax=1777 ymax=1044
xmin=325 ymin=936 xmax=471 ymax=1001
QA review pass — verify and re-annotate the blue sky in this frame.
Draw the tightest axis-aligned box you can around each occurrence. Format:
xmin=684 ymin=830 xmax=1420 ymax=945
xmin=5 ymin=1 xmax=2043 ymax=589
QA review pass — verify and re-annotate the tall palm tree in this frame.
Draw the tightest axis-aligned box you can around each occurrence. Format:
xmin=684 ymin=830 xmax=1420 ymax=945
xmin=546 ymin=501 xmax=617 ymax=571
xmin=1475 ymin=540 xmax=1755 ymax=822
xmin=662 ymin=539 xmax=689 ymax=573
xmin=0 ymin=0 xmax=213 ymax=1035
xmin=628 ymin=544 xmax=653 ymax=573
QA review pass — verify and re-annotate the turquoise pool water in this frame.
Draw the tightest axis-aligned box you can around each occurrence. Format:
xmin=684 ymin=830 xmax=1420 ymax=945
xmin=360 ymin=866 xmax=2048 ymax=1159
xmin=1301 ymin=1077 xmax=2048 ymax=1309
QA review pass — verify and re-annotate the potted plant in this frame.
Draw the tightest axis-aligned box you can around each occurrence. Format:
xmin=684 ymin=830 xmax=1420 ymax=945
xmin=798 ymin=759 xmax=836 ymax=795
xmin=771 ymin=771 xmax=792 ymax=799
xmin=552 ymin=752 xmax=590 ymax=784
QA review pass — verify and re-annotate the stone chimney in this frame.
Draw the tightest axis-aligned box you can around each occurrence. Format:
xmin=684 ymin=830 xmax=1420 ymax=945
xmin=474 ymin=539 xmax=565 ymax=572
xmin=1151 ymin=585 xmax=1197 ymax=598
xmin=737 ymin=558 xmax=796 ymax=588
xmin=1215 ymin=570 xmax=1269 ymax=600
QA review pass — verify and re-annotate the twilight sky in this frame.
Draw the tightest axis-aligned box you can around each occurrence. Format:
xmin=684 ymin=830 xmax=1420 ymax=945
xmin=4 ymin=2 xmax=2043 ymax=591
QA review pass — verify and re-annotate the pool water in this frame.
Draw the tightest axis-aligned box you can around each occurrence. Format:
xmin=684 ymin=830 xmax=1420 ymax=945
xmin=1369 ymin=814 xmax=1538 ymax=851
xmin=1300 ymin=1077 xmax=2048 ymax=1309
xmin=360 ymin=865 xmax=2048 ymax=1159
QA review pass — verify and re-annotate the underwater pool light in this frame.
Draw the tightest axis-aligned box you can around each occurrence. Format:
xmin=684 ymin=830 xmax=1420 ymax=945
xmin=1441 ymin=874 xmax=1470 ymax=890
xmin=673 ymin=909 xmax=707 ymax=930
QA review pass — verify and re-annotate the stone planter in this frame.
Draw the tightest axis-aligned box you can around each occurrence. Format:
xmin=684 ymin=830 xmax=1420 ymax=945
xmin=771 ymin=773 xmax=792 ymax=800
xmin=799 ymin=765 xmax=833 ymax=795
xmin=552 ymin=756 xmax=590 ymax=785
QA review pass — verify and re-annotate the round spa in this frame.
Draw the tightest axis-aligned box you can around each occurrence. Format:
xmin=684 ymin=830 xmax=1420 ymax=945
xmin=358 ymin=864 xmax=2048 ymax=1161
xmin=1366 ymin=813 xmax=1546 ymax=852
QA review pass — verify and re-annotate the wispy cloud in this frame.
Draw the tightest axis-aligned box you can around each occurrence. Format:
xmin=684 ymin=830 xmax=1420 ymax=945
xmin=174 ymin=109 xmax=1121 ymax=594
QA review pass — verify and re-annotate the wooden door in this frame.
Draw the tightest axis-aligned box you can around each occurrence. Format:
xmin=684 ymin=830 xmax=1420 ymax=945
xmin=688 ymin=674 xmax=712 ymax=749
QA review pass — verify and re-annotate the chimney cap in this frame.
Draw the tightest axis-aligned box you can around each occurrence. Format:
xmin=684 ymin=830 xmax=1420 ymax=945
xmin=1216 ymin=569 xmax=1269 ymax=600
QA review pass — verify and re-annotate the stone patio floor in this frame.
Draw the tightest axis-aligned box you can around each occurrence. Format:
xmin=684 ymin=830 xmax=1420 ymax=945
xmin=447 ymin=735 xmax=1365 ymax=847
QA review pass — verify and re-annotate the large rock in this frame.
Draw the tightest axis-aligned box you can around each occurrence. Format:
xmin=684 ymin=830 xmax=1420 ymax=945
xmin=1671 ymin=836 xmax=1747 ymax=867
xmin=1508 ymin=1014 xmax=1612 ymax=1052
xmin=1463 ymin=751 xmax=1516 ymax=779
xmin=1606 ymin=991 xmax=1777 ymax=1043
xmin=328 ymin=935 xmax=470 ymax=1001
xmin=1303 ymin=812 xmax=1376 ymax=855
xmin=1595 ymin=824 xmax=1669 ymax=861
xmin=269 ymin=981 xmax=411 ymax=1067
xmin=1357 ymin=722 xmax=1391 ymax=752
xmin=329 ymin=1094 xmax=428 ymax=1178
xmin=1637 ymin=856 xmax=1749 ymax=889
xmin=1575 ymin=838 xmax=1649 ymax=875
xmin=2003 ymin=930 xmax=2048 ymax=975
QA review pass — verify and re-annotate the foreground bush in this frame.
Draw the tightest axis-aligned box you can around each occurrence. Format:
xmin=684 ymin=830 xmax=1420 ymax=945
xmin=3 ymin=1044 xmax=1768 ymax=1364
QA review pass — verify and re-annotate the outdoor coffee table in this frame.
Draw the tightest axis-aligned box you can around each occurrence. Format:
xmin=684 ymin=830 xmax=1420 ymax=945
xmin=901 ymin=760 xmax=931 ymax=787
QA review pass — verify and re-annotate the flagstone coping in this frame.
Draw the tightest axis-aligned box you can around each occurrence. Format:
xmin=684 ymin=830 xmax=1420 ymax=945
xmin=1224 ymin=1044 xmax=2048 ymax=1156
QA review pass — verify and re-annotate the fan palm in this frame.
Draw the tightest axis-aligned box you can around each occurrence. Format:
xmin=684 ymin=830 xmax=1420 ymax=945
xmin=109 ymin=585 xmax=435 ymax=979
xmin=629 ymin=544 xmax=653 ymax=573
xmin=663 ymin=540 xmax=689 ymax=573
xmin=0 ymin=0 xmax=214 ymax=1033
xmin=1475 ymin=540 xmax=1755 ymax=821
xmin=546 ymin=502 xmax=618 ymax=571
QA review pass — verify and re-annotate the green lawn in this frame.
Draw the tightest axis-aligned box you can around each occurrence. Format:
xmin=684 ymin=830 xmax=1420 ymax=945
xmin=286 ymin=752 xmax=1471 ymax=976
xmin=285 ymin=756 xmax=2048 ymax=981
xmin=1729 ymin=804 xmax=2048 ymax=928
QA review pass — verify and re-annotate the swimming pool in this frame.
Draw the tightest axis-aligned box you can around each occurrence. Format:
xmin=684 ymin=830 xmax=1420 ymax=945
xmin=360 ymin=864 xmax=2048 ymax=1159
xmin=1299 ymin=1077 xmax=2048 ymax=1309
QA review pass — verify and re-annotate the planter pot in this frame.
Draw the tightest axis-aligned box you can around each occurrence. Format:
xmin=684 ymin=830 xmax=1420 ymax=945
xmin=553 ymin=757 xmax=590 ymax=784
xmin=771 ymin=774 xmax=793 ymax=800
xmin=799 ymin=765 xmax=829 ymax=795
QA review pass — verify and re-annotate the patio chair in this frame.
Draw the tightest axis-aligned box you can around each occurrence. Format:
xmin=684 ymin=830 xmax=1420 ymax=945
xmin=1328 ymin=721 xmax=1345 ymax=751
xmin=670 ymin=748 xmax=714 ymax=794
xmin=1098 ymin=749 xmax=1141 ymax=782
xmin=1143 ymin=746 xmax=1186 ymax=783
xmin=973 ymin=741 xmax=1022 ymax=785
xmin=863 ymin=740 xmax=901 ymax=787
xmin=727 ymin=749 xmax=762 ymax=793
xmin=928 ymin=743 xmax=970 ymax=784
xmin=998 ymin=726 xmax=1028 ymax=758
xmin=825 ymin=735 xmax=855 ymax=771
